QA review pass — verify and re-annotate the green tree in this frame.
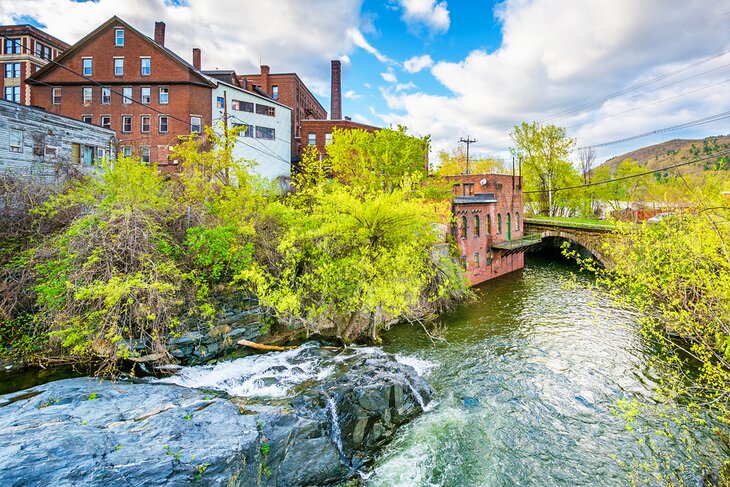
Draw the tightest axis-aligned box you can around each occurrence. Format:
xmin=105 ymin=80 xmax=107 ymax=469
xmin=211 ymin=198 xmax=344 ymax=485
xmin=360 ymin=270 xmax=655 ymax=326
xmin=434 ymin=146 xmax=506 ymax=176
xmin=510 ymin=122 xmax=578 ymax=216
xmin=591 ymin=158 xmax=645 ymax=214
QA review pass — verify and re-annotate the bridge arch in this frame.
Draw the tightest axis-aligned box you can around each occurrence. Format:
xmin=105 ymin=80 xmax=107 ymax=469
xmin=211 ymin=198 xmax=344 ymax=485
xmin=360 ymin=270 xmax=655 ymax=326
xmin=536 ymin=230 xmax=608 ymax=266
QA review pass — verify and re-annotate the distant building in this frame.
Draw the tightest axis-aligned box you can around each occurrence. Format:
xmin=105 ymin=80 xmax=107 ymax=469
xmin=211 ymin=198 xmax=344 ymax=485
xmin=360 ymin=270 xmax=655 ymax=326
xmin=447 ymin=174 xmax=528 ymax=285
xmin=0 ymin=98 xmax=116 ymax=181
xmin=239 ymin=66 xmax=327 ymax=161
xmin=0 ymin=24 xmax=69 ymax=105
xmin=26 ymin=16 xmax=214 ymax=167
xmin=299 ymin=118 xmax=380 ymax=158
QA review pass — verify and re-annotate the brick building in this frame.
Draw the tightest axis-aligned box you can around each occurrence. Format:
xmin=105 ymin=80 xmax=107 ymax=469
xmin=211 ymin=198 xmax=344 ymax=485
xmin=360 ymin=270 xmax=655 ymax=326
xmin=239 ymin=66 xmax=327 ymax=161
xmin=0 ymin=24 xmax=69 ymax=105
xmin=299 ymin=118 xmax=380 ymax=156
xmin=26 ymin=16 xmax=214 ymax=165
xmin=447 ymin=173 xmax=529 ymax=285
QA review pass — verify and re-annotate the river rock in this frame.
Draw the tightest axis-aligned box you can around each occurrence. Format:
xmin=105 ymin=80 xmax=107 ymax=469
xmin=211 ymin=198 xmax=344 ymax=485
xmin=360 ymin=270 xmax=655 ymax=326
xmin=0 ymin=345 xmax=431 ymax=486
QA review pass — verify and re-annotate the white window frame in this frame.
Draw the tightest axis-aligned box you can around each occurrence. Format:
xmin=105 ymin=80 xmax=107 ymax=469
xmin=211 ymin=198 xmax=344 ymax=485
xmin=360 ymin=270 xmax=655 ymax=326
xmin=140 ymin=57 xmax=151 ymax=76
xmin=122 ymin=86 xmax=132 ymax=104
xmin=100 ymin=115 xmax=111 ymax=129
xmin=9 ymin=128 xmax=23 ymax=153
xmin=308 ymin=132 xmax=316 ymax=146
xmin=52 ymin=87 xmax=61 ymax=105
xmin=4 ymin=86 xmax=20 ymax=103
xmin=81 ymin=115 xmax=93 ymax=124
xmin=325 ymin=133 xmax=333 ymax=145
xmin=115 ymin=29 xmax=125 ymax=47
xmin=140 ymin=145 xmax=151 ymax=163
xmin=114 ymin=57 xmax=124 ymax=76
xmin=82 ymin=57 xmax=92 ymax=76
xmin=121 ymin=146 xmax=132 ymax=158
xmin=121 ymin=115 xmax=132 ymax=133
xmin=101 ymin=86 xmax=111 ymax=104
xmin=82 ymin=86 xmax=93 ymax=105
xmin=159 ymin=86 xmax=169 ymax=105
xmin=158 ymin=115 xmax=168 ymax=134
xmin=140 ymin=86 xmax=151 ymax=104
xmin=190 ymin=115 xmax=202 ymax=134
xmin=140 ymin=115 xmax=151 ymax=133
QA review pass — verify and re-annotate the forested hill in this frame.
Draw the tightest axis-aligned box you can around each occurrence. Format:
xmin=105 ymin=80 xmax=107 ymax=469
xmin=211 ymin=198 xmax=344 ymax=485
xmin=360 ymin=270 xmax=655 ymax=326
xmin=599 ymin=134 xmax=730 ymax=172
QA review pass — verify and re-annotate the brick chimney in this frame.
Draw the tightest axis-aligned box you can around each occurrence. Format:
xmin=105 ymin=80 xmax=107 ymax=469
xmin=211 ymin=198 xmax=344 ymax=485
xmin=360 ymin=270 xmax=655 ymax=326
xmin=330 ymin=60 xmax=342 ymax=120
xmin=192 ymin=48 xmax=201 ymax=71
xmin=154 ymin=21 xmax=165 ymax=46
xmin=260 ymin=65 xmax=270 ymax=94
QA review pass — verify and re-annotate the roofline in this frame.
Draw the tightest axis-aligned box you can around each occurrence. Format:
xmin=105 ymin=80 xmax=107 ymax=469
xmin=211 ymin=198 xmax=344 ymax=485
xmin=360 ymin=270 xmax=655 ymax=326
xmin=0 ymin=24 xmax=70 ymax=49
xmin=300 ymin=119 xmax=381 ymax=131
xmin=0 ymin=98 xmax=116 ymax=136
xmin=27 ymin=16 xmax=215 ymax=87
xmin=238 ymin=71 xmax=327 ymax=113
xmin=212 ymin=78 xmax=292 ymax=110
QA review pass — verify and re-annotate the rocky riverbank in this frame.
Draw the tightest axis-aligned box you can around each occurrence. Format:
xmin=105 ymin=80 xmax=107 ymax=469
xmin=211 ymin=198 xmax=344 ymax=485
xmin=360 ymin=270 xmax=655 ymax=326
xmin=0 ymin=343 xmax=431 ymax=486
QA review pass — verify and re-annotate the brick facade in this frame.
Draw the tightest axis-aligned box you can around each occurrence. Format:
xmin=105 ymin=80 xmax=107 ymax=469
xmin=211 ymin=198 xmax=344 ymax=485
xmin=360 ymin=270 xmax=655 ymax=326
xmin=26 ymin=16 xmax=214 ymax=165
xmin=0 ymin=25 xmax=68 ymax=106
xmin=446 ymin=173 xmax=525 ymax=285
xmin=299 ymin=119 xmax=380 ymax=158
xmin=239 ymin=68 xmax=327 ymax=160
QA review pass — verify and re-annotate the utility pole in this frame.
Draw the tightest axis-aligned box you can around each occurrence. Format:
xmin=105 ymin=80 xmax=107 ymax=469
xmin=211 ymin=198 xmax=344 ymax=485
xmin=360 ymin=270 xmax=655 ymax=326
xmin=459 ymin=136 xmax=477 ymax=174
xmin=223 ymin=90 xmax=229 ymax=184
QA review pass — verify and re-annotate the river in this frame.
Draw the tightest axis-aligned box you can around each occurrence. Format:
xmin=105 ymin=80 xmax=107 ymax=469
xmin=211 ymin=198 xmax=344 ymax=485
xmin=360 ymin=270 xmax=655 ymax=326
xmin=370 ymin=252 xmax=722 ymax=486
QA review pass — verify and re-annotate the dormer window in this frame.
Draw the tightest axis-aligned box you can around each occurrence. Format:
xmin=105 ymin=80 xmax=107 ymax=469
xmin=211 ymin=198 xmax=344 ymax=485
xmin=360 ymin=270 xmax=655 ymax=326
xmin=115 ymin=29 xmax=125 ymax=47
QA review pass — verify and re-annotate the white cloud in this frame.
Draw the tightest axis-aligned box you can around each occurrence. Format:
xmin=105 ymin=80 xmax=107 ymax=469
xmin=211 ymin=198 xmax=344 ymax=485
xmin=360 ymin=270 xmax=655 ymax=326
xmin=344 ymin=90 xmax=362 ymax=100
xmin=0 ymin=0 xmax=362 ymax=98
xmin=381 ymin=67 xmax=398 ymax=83
xmin=403 ymin=54 xmax=433 ymax=73
xmin=395 ymin=82 xmax=417 ymax=92
xmin=347 ymin=27 xmax=393 ymax=64
xmin=398 ymin=0 xmax=450 ymax=34
xmin=379 ymin=0 xmax=730 ymax=161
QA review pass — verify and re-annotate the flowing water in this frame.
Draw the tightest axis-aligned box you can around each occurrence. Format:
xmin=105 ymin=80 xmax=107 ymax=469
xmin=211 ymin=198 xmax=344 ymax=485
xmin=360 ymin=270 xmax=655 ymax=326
xmin=369 ymin=253 xmax=723 ymax=486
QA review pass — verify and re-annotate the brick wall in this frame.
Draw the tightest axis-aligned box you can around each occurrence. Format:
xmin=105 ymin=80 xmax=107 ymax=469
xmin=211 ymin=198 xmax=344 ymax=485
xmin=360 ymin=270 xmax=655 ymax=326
xmin=299 ymin=119 xmax=379 ymax=157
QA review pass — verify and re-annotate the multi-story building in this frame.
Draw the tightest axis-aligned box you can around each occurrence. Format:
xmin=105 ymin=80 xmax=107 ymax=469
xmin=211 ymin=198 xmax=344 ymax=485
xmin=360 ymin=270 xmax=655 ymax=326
xmin=26 ymin=16 xmax=214 ymax=166
xmin=0 ymin=98 xmax=116 ymax=182
xmin=0 ymin=24 xmax=69 ymax=105
xmin=447 ymin=173 xmax=529 ymax=285
xmin=299 ymin=118 xmax=379 ymax=157
xmin=238 ymin=65 xmax=327 ymax=161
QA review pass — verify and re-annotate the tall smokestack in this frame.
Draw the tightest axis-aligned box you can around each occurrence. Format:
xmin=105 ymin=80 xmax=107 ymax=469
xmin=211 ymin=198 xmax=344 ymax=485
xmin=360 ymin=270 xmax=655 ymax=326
xmin=192 ymin=48 xmax=201 ymax=71
xmin=330 ymin=59 xmax=342 ymax=120
xmin=154 ymin=21 xmax=166 ymax=46
xmin=260 ymin=65 xmax=270 ymax=94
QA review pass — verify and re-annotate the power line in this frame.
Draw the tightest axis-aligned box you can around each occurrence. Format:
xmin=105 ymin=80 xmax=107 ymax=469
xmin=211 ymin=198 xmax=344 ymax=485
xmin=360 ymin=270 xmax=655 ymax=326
xmin=523 ymin=149 xmax=730 ymax=194
xmin=459 ymin=136 xmax=477 ymax=174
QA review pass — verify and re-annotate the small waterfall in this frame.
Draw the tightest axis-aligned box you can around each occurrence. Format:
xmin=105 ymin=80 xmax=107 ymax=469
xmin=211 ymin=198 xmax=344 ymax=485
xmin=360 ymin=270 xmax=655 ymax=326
xmin=404 ymin=378 xmax=432 ymax=412
xmin=326 ymin=395 xmax=345 ymax=458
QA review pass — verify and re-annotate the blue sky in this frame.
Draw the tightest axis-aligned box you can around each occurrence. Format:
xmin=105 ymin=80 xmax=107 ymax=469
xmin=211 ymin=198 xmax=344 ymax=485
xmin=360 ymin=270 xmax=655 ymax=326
xmin=2 ymin=0 xmax=729 ymax=164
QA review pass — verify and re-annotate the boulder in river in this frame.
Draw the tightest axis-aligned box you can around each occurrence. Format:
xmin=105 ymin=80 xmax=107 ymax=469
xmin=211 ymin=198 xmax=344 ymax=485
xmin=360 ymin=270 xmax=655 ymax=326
xmin=0 ymin=343 xmax=431 ymax=486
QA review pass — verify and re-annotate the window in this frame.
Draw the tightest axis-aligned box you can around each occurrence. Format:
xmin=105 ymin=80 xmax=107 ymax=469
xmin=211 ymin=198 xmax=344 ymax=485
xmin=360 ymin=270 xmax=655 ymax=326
xmin=461 ymin=255 xmax=467 ymax=270
xmin=141 ymin=115 xmax=151 ymax=133
xmin=255 ymin=126 xmax=275 ymax=140
xmin=497 ymin=213 xmax=502 ymax=234
xmin=101 ymin=115 xmax=111 ymax=129
xmin=325 ymin=133 xmax=333 ymax=145
xmin=158 ymin=115 xmax=168 ymax=133
xmin=122 ymin=115 xmax=132 ymax=133
xmin=486 ymin=250 xmax=493 ymax=267
xmin=141 ymin=87 xmax=151 ymax=104
xmin=122 ymin=86 xmax=132 ymax=104
xmin=115 ymin=29 xmax=125 ymax=47
xmin=114 ymin=57 xmax=124 ymax=76
xmin=216 ymin=97 xmax=224 ymax=109
xmin=82 ymin=58 xmax=92 ymax=76
xmin=190 ymin=116 xmax=202 ymax=134
xmin=140 ymin=146 xmax=150 ymax=163
xmin=121 ymin=146 xmax=132 ymax=158
xmin=308 ymin=132 xmax=316 ymax=146
xmin=272 ymin=85 xmax=279 ymax=100
xmin=515 ymin=213 xmax=520 ymax=231
xmin=97 ymin=147 xmax=107 ymax=160
xmin=452 ymin=184 xmax=460 ymax=195
xmin=52 ymin=87 xmax=62 ymax=104
xmin=232 ymin=122 xmax=252 ymax=137
xmin=82 ymin=115 xmax=93 ymax=124
xmin=101 ymin=86 xmax=111 ymax=104
xmin=140 ymin=57 xmax=150 ymax=76
xmin=9 ymin=129 xmax=22 ymax=153
xmin=235 ymin=100 xmax=253 ymax=112
xmin=461 ymin=216 xmax=467 ymax=239
xmin=255 ymin=104 xmax=275 ymax=116
xmin=487 ymin=214 xmax=491 ymax=234
xmin=35 ymin=42 xmax=50 ymax=59
xmin=82 ymin=86 xmax=93 ymax=105
xmin=4 ymin=62 xmax=20 ymax=78
xmin=4 ymin=86 xmax=20 ymax=103
xmin=475 ymin=253 xmax=480 ymax=268
xmin=474 ymin=215 xmax=480 ymax=237
xmin=4 ymin=38 xmax=21 ymax=55
xmin=159 ymin=87 xmax=169 ymax=104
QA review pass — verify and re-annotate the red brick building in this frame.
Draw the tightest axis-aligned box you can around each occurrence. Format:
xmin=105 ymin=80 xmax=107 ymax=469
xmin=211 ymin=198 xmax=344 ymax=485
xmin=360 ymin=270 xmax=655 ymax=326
xmin=300 ymin=118 xmax=380 ymax=156
xmin=0 ymin=24 xmax=69 ymax=105
xmin=239 ymin=66 xmax=327 ymax=160
xmin=27 ymin=16 xmax=214 ymax=165
xmin=447 ymin=173 xmax=528 ymax=285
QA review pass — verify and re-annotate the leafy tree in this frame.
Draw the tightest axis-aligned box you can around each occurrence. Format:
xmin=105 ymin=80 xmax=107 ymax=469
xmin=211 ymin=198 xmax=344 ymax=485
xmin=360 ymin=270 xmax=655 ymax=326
xmin=510 ymin=122 xmax=578 ymax=216
xmin=591 ymin=158 xmax=645 ymax=214
xmin=434 ymin=146 xmax=506 ymax=176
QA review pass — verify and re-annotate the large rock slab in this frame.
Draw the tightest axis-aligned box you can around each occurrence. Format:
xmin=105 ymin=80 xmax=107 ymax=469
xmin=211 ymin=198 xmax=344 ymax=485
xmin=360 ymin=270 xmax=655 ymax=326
xmin=0 ymin=344 xmax=431 ymax=486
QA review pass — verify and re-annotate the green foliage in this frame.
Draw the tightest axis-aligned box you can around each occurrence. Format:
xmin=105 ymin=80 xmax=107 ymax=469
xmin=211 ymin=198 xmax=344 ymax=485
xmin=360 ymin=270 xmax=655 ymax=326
xmin=434 ymin=146 xmax=506 ymax=176
xmin=590 ymin=158 xmax=645 ymax=212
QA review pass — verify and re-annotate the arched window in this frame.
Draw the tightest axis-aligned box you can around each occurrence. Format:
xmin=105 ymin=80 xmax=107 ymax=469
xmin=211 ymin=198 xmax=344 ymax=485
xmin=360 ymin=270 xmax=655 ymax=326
xmin=474 ymin=215 xmax=480 ymax=237
xmin=461 ymin=255 xmax=467 ymax=270
xmin=497 ymin=213 xmax=502 ymax=234
xmin=487 ymin=214 xmax=491 ymax=234
xmin=506 ymin=213 xmax=511 ymax=240
xmin=516 ymin=212 xmax=520 ymax=231
xmin=474 ymin=253 xmax=480 ymax=267
xmin=461 ymin=216 xmax=467 ymax=239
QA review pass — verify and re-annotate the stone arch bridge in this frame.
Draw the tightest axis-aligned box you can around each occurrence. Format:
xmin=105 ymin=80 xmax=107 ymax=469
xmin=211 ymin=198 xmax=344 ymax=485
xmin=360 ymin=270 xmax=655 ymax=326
xmin=522 ymin=218 xmax=615 ymax=266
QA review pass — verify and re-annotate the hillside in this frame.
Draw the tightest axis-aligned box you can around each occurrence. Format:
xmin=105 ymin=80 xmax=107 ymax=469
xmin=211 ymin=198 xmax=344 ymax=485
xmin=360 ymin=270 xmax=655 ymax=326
xmin=599 ymin=134 xmax=730 ymax=173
